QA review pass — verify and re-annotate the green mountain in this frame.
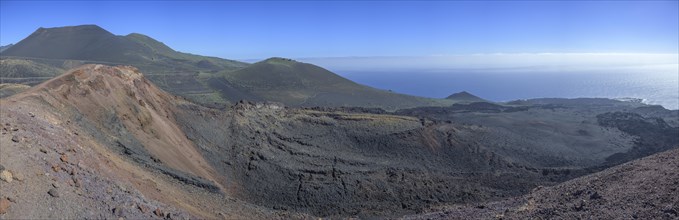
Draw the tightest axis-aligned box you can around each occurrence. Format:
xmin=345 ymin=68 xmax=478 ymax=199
xmin=0 ymin=25 xmax=247 ymax=105
xmin=1 ymin=25 xmax=453 ymax=109
xmin=220 ymin=58 xmax=452 ymax=110
xmin=1 ymin=25 xmax=246 ymax=71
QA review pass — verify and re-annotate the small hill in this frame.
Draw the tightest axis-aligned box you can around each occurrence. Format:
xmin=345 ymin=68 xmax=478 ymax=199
xmin=0 ymin=44 xmax=13 ymax=52
xmin=445 ymin=91 xmax=487 ymax=103
xmin=0 ymin=58 xmax=65 ymax=78
xmin=221 ymin=57 xmax=452 ymax=110
xmin=0 ymin=83 xmax=30 ymax=98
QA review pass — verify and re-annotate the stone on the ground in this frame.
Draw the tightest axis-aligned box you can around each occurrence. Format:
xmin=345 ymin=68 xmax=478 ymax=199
xmin=12 ymin=171 xmax=25 ymax=182
xmin=137 ymin=203 xmax=149 ymax=213
xmin=154 ymin=208 xmax=164 ymax=217
xmin=0 ymin=170 xmax=13 ymax=183
xmin=0 ymin=198 xmax=10 ymax=214
xmin=73 ymin=177 xmax=81 ymax=188
xmin=48 ymin=188 xmax=60 ymax=197
xmin=11 ymin=135 xmax=19 ymax=142
xmin=60 ymin=155 xmax=69 ymax=163
xmin=112 ymin=206 xmax=125 ymax=217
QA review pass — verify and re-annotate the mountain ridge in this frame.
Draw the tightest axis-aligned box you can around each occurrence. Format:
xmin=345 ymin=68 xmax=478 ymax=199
xmin=220 ymin=57 xmax=454 ymax=110
xmin=1 ymin=25 xmax=456 ymax=109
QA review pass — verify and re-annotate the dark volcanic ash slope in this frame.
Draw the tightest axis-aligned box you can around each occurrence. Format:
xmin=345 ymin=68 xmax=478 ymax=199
xmin=396 ymin=99 xmax=678 ymax=170
xmin=406 ymin=147 xmax=679 ymax=220
xmin=173 ymin=100 xmax=551 ymax=217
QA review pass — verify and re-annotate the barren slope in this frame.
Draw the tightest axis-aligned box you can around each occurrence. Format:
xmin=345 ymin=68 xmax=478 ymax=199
xmin=405 ymin=147 xmax=679 ymax=219
xmin=0 ymin=65 xmax=302 ymax=219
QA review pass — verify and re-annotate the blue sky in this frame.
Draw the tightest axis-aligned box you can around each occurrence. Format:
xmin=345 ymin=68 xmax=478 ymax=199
xmin=1 ymin=1 xmax=678 ymax=59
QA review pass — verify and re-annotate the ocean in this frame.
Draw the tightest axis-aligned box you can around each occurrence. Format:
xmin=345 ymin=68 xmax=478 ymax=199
xmin=336 ymin=65 xmax=679 ymax=110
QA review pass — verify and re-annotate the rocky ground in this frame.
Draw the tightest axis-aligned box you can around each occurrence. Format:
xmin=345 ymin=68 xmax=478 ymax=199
xmin=0 ymin=65 xmax=307 ymax=219
xmin=0 ymin=102 xmax=196 ymax=219
xmin=1 ymin=64 xmax=677 ymax=219
xmin=404 ymin=147 xmax=679 ymax=219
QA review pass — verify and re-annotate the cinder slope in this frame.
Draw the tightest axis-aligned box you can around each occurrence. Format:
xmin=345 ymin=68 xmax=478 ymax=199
xmin=506 ymin=147 xmax=679 ymax=219
xmin=19 ymin=65 xmax=220 ymax=183
xmin=174 ymin=101 xmax=557 ymax=217
xmin=405 ymin=147 xmax=679 ymax=219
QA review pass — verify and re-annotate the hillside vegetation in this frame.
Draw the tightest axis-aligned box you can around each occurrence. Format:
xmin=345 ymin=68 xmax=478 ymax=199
xmin=221 ymin=58 xmax=453 ymax=110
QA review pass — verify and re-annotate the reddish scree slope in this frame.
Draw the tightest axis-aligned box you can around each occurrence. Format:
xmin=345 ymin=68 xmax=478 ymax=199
xmin=21 ymin=64 xmax=221 ymax=185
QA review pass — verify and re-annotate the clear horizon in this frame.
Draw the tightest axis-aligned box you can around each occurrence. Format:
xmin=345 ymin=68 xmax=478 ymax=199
xmin=2 ymin=1 xmax=678 ymax=60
